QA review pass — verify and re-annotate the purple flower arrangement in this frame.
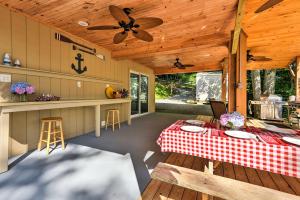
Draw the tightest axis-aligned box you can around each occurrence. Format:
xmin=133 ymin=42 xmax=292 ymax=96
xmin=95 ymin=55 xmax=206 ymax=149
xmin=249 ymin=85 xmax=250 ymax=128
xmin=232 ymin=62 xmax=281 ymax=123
xmin=10 ymin=82 xmax=35 ymax=102
xmin=10 ymin=82 xmax=35 ymax=95
xmin=220 ymin=112 xmax=245 ymax=129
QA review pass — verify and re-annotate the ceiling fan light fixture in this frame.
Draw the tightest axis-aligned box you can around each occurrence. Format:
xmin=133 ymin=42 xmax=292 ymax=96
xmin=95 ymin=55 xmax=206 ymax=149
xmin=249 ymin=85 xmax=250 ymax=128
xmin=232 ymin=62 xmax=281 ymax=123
xmin=78 ymin=21 xmax=89 ymax=27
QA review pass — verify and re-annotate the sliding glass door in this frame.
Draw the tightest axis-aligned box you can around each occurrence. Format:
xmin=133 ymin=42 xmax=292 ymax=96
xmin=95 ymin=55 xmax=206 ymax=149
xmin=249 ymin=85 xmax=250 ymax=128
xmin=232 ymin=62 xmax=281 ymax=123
xmin=130 ymin=73 xmax=140 ymax=115
xmin=140 ymin=75 xmax=148 ymax=114
xmin=130 ymin=72 xmax=149 ymax=116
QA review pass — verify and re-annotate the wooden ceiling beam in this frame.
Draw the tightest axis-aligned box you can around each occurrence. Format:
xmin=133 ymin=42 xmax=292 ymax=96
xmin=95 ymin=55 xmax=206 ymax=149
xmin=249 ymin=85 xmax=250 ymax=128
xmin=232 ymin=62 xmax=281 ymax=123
xmin=117 ymin=45 xmax=228 ymax=61
xmin=112 ymin=33 xmax=228 ymax=59
xmin=231 ymin=0 xmax=246 ymax=54
xmin=246 ymin=65 xmax=288 ymax=70
xmin=154 ymin=65 xmax=222 ymax=75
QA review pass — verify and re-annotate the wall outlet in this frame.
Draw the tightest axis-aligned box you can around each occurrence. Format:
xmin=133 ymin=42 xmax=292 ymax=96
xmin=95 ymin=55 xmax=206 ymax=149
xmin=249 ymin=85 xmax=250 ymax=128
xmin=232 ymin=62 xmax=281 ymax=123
xmin=76 ymin=81 xmax=82 ymax=88
xmin=0 ymin=74 xmax=11 ymax=82
xmin=101 ymin=121 xmax=106 ymax=127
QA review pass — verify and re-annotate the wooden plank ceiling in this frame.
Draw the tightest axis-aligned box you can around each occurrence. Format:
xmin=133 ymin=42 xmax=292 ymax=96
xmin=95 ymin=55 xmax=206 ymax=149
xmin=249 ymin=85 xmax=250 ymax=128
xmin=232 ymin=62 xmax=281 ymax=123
xmin=0 ymin=0 xmax=237 ymax=74
xmin=243 ymin=0 xmax=300 ymax=70
xmin=1 ymin=0 xmax=299 ymax=73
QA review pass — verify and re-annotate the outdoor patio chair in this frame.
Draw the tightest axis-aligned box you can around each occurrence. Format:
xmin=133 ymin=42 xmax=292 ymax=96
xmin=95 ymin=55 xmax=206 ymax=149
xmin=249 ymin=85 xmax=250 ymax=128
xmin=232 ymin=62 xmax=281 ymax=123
xmin=210 ymin=100 xmax=227 ymax=123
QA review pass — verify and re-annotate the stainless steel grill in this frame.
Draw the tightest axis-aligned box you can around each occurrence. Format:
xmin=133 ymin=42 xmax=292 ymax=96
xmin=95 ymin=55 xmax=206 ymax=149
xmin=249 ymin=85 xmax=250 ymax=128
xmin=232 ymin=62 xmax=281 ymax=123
xmin=249 ymin=95 xmax=287 ymax=120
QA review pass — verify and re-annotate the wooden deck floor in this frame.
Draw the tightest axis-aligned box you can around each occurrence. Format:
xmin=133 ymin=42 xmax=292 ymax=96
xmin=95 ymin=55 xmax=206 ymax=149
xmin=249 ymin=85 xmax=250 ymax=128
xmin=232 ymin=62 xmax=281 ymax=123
xmin=142 ymin=153 xmax=300 ymax=200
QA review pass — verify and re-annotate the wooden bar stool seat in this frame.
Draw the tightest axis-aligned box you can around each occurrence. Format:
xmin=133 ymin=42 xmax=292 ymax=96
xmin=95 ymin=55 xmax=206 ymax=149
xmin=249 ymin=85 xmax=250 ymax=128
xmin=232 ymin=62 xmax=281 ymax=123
xmin=106 ymin=109 xmax=120 ymax=132
xmin=38 ymin=117 xmax=65 ymax=155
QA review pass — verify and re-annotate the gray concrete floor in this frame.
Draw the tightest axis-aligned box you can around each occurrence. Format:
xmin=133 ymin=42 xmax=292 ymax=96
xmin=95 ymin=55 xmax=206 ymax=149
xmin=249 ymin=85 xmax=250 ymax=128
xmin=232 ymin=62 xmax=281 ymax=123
xmin=0 ymin=112 xmax=195 ymax=200
xmin=70 ymin=112 xmax=195 ymax=191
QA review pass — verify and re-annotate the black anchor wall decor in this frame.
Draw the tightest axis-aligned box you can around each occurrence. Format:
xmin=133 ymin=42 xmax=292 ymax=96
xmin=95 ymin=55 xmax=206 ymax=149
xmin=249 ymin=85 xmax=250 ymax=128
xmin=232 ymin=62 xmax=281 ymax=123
xmin=71 ymin=53 xmax=87 ymax=74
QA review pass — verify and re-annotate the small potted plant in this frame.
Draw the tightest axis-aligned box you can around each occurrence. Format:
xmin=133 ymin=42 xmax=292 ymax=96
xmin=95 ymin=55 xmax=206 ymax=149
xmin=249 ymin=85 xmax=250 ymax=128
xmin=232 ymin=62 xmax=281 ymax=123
xmin=10 ymin=82 xmax=35 ymax=102
xmin=220 ymin=112 xmax=245 ymax=130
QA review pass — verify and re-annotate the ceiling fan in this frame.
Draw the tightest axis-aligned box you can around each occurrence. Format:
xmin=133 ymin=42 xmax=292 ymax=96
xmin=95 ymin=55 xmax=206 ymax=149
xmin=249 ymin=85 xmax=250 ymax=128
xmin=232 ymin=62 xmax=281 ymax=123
xmin=247 ymin=50 xmax=272 ymax=62
xmin=87 ymin=5 xmax=163 ymax=44
xmin=255 ymin=0 xmax=284 ymax=13
xmin=172 ymin=58 xmax=194 ymax=69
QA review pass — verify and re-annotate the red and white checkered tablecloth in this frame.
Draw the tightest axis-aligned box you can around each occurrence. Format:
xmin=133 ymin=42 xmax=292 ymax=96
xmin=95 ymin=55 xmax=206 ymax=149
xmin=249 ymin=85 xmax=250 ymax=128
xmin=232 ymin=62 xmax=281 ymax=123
xmin=157 ymin=120 xmax=300 ymax=178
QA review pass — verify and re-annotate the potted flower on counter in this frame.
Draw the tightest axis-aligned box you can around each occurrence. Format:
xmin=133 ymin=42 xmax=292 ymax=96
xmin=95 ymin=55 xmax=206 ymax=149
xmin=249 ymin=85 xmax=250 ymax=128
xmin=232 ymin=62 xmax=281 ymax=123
xmin=10 ymin=82 xmax=35 ymax=102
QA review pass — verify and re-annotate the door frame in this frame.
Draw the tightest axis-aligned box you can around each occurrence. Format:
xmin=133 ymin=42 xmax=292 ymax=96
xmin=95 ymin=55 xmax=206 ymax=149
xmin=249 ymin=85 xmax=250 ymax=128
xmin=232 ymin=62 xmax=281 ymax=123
xmin=129 ymin=70 xmax=149 ymax=118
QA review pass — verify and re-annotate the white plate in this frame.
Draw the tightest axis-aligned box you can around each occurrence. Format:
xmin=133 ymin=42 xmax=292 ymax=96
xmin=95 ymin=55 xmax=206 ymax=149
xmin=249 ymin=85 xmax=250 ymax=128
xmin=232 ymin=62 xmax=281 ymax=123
xmin=224 ymin=130 xmax=256 ymax=139
xmin=185 ymin=120 xmax=205 ymax=126
xmin=263 ymin=124 xmax=296 ymax=135
xmin=282 ymin=137 xmax=300 ymax=146
xmin=180 ymin=126 xmax=204 ymax=132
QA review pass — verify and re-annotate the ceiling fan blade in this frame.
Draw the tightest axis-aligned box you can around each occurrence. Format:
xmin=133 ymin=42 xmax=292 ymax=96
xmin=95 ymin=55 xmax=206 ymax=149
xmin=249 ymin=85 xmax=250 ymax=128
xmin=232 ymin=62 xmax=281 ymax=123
xmin=87 ymin=25 xmax=120 ymax=30
xmin=132 ymin=30 xmax=153 ymax=42
xmin=255 ymin=0 xmax=284 ymax=13
xmin=113 ymin=32 xmax=128 ymax=44
xmin=109 ymin=5 xmax=130 ymax=24
xmin=182 ymin=64 xmax=194 ymax=68
xmin=252 ymin=56 xmax=272 ymax=61
xmin=134 ymin=17 xmax=163 ymax=29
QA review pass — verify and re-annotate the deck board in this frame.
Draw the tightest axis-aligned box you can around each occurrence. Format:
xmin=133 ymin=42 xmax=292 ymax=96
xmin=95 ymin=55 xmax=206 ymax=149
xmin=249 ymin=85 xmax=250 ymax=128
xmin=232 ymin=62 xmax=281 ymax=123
xmin=166 ymin=155 xmax=193 ymax=200
xmin=282 ymin=176 xmax=300 ymax=195
xmin=142 ymin=153 xmax=300 ymax=200
xmin=152 ymin=154 xmax=187 ymax=200
xmin=269 ymin=172 xmax=296 ymax=194
xmin=142 ymin=153 xmax=178 ymax=200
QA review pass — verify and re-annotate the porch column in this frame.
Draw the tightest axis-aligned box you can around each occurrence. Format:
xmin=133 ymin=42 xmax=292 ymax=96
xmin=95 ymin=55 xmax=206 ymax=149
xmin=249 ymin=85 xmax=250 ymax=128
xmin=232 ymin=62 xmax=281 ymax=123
xmin=296 ymin=57 xmax=300 ymax=100
xmin=227 ymin=29 xmax=248 ymax=116
xmin=228 ymin=32 xmax=236 ymax=112
xmin=221 ymin=58 xmax=228 ymax=102
xmin=235 ymin=29 xmax=248 ymax=116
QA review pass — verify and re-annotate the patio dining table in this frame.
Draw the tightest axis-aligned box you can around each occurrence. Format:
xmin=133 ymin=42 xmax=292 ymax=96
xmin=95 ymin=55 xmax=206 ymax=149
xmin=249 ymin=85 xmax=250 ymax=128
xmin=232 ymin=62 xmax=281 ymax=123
xmin=157 ymin=120 xmax=300 ymax=178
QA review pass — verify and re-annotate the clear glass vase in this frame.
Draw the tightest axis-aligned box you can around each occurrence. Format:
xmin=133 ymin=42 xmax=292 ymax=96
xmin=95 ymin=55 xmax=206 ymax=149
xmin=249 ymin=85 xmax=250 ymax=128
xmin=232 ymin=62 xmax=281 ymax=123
xmin=19 ymin=94 xmax=27 ymax=102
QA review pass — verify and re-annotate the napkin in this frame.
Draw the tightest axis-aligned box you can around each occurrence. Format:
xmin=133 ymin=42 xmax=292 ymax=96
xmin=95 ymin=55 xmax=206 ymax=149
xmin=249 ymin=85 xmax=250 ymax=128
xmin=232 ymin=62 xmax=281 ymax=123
xmin=258 ymin=134 xmax=284 ymax=145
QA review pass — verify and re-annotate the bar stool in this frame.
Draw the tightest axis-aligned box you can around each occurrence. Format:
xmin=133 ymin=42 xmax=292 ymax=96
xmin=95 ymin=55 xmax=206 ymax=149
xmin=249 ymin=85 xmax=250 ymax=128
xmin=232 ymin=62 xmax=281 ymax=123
xmin=106 ymin=109 xmax=120 ymax=132
xmin=38 ymin=117 xmax=65 ymax=155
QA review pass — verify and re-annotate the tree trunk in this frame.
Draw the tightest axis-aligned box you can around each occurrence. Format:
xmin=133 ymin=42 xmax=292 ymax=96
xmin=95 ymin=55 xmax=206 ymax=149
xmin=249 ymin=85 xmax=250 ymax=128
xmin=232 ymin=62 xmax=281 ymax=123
xmin=251 ymin=70 xmax=261 ymax=118
xmin=251 ymin=70 xmax=261 ymax=100
xmin=263 ymin=69 xmax=276 ymax=95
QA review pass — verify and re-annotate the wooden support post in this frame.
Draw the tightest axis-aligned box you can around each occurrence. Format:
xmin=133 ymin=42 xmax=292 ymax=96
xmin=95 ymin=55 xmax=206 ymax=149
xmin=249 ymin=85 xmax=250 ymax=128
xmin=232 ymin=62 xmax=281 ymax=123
xmin=228 ymin=32 xmax=236 ymax=112
xmin=95 ymin=104 xmax=101 ymax=137
xmin=231 ymin=0 xmax=246 ymax=54
xmin=128 ymin=102 xmax=131 ymax=125
xmin=221 ymin=58 xmax=228 ymax=102
xmin=235 ymin=29 xmax=248 ymax=116
xmin=296 ymin=57 xmax=300 ymax=100
xmin=0 ymin=113 xmax=9 ymax=173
